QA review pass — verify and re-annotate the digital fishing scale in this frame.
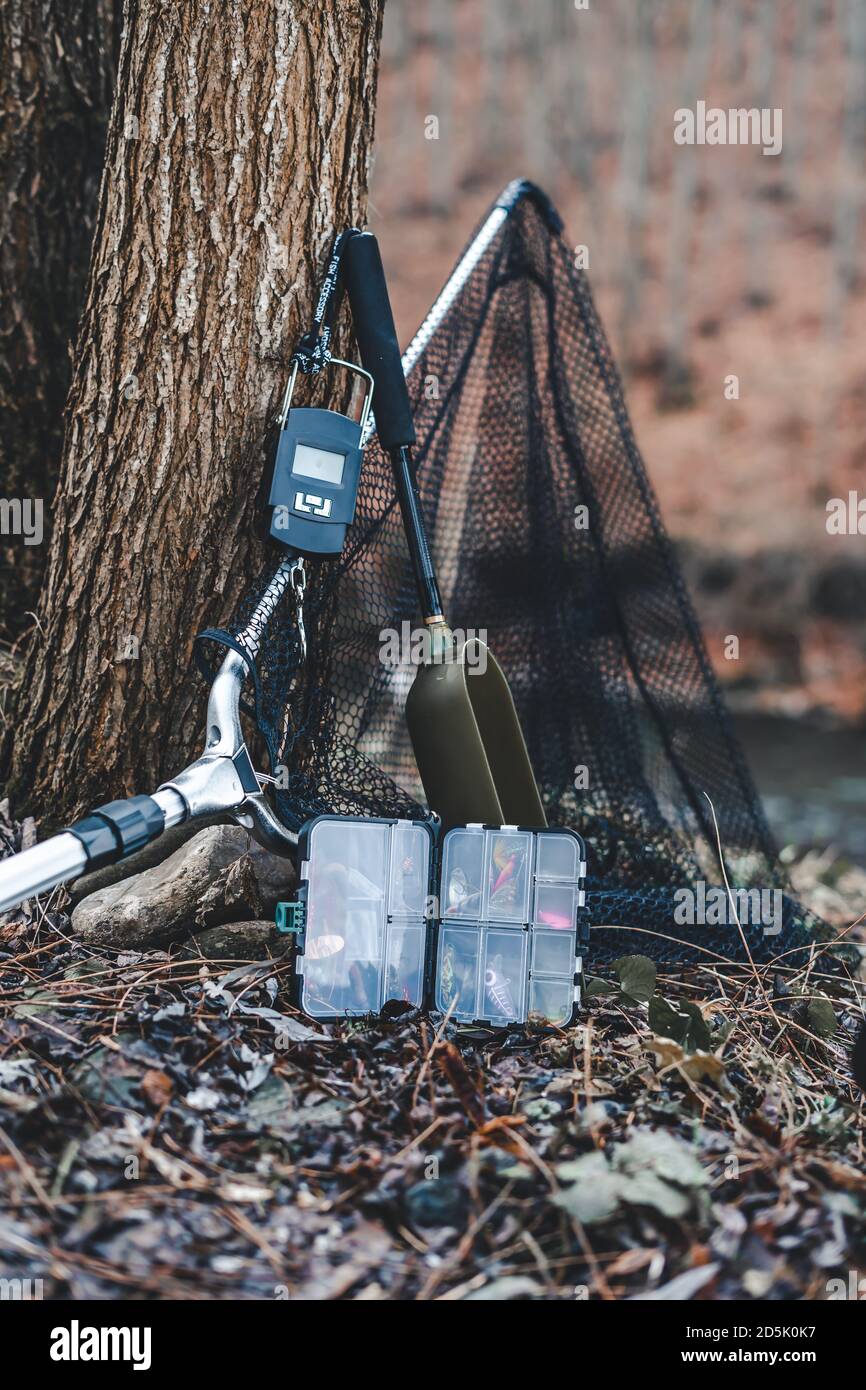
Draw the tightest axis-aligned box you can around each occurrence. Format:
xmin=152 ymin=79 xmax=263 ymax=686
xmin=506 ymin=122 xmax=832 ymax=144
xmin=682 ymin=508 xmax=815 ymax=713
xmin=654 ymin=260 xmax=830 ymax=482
xmin=268 ymin=358 xmax=373 ymax=558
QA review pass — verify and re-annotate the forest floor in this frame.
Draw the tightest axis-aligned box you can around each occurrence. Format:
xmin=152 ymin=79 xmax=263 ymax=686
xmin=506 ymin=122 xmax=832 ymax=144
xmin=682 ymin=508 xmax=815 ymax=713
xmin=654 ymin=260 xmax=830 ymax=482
xmin=1 ymin=812 xmax=864 ymax=1302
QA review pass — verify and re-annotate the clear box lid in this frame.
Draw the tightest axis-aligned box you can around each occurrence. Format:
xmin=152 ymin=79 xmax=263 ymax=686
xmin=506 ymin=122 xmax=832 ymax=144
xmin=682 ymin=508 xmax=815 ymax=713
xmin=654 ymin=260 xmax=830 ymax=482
xmin=436 ymin=827 xmax=585 ymax=1027
xmin=299 ymin=817 xmax=433 ymax=1018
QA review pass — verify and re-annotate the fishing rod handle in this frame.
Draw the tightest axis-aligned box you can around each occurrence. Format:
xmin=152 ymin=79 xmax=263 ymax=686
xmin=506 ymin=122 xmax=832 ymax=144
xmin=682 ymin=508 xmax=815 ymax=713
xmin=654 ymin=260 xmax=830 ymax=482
xmin=343 ymin=232 xmax=416 ymax=451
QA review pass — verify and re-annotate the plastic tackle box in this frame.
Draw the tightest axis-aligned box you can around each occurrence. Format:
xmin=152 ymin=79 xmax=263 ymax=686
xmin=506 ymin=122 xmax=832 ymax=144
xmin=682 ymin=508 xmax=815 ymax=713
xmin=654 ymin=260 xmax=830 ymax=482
xmin=276 ymin=816 xmax=587 ymax=1027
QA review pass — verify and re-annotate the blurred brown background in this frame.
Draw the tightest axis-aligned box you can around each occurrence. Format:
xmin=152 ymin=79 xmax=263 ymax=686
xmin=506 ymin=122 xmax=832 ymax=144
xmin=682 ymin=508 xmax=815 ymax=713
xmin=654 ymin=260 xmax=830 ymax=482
xmin=372 ymin=0 xmax=866 ymax=871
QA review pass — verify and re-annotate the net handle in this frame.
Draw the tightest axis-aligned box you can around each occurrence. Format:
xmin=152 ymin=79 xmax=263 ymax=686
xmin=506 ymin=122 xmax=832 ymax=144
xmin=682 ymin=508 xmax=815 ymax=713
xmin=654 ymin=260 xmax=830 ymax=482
xmin=344 ymin=233 xmax=416 ymax=451
xmin=344 ymin=233 xmax=443 ymax=623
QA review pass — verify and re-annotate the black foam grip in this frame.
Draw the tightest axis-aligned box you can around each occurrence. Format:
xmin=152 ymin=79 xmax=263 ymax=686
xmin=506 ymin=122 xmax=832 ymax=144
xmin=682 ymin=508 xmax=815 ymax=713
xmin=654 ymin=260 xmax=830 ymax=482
xmin=66 ymin=815 xmax=120 ymax=872
xmin=68 ymin=795 xmax=165 ymax=871
xmin=343 ymin=233 xmax=416 ymax=451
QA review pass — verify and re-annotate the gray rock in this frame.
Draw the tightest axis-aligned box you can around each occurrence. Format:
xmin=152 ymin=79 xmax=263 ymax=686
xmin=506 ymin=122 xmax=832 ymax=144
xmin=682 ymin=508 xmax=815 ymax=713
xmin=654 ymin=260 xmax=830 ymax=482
xmin=71 ymin=825 xmax=295 ymax=949
xmin=176 ymin=920 xmax=277 ymax=961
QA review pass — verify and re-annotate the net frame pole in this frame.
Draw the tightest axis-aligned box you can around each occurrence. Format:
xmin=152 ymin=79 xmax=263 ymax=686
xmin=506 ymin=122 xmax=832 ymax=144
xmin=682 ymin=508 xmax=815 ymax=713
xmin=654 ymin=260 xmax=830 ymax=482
xmin=362 ymin=197 xmax=513 ymax=446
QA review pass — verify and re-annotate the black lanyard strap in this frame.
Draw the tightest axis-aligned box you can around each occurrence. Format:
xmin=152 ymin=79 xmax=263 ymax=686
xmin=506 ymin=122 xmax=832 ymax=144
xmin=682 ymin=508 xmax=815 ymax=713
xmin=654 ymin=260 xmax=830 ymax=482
xmin=291 ymin=227 xmax=362 ymax=376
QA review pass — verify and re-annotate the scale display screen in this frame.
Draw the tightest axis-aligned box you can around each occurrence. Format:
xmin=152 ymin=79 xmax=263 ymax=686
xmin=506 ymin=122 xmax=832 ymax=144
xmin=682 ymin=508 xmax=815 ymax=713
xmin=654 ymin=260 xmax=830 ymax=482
xmin=291 ymin=443 xmax=346 ymax=486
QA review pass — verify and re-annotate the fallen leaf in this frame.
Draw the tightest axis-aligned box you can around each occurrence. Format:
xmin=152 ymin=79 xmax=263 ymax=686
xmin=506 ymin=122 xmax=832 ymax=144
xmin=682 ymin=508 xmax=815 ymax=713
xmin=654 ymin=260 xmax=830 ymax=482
xmin=269 ymin=1015 xmax=325 ymax=1043
xmin=553 ymin=1129 xmax=709 ymax=1225
xmin=464 ymin=1276 xmax=544 ymax=1300
xmin=435 ymin=1042 xmax=485 ymax=1126
xmin=629 ymin=1263 xmax=719 ymax=1300
xmin=585 ymin=976 xmax=617 ymax=999
xmin=553 ymin=1152 xmax=622 ymax=1224
xmin=477 ymin=1114 xmax=527 ymax=1137
xmin=606 ymin=1247 xmax=662 ymax=1277
xmin=217 ymin=1181 xmax=272 ymax=1203
xmin=614 ymin=1130 xmax=708 ymax=1193
xmin=648 ymin=1036 xmax=730 ymax=1089
xmin=808 ymin=997 xmax=837 ymax=1040
xmin=613 ymin=955 xmax=657 ymax=1004
xmin=141 ymin=1069 xmax=173 ymax=1108
xmin=184 ymin=1085 xmax=222 ymax=1112
xmin=648 ymin=995 xmax=711 ymax=1052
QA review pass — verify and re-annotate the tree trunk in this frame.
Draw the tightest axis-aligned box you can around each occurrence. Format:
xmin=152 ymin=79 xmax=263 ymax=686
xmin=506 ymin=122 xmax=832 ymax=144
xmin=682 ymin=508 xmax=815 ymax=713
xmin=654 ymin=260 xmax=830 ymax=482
xmin=8 ymin=0 xmax=384 ymax=825
xmin=0 ymin=0 xmax=122 ymax=643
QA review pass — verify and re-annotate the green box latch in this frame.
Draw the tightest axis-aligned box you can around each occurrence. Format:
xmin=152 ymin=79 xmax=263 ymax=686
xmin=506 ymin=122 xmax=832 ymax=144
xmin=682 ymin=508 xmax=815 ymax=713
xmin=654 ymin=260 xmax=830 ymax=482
xmin=275 ymin=900 xmax=305 ymax=935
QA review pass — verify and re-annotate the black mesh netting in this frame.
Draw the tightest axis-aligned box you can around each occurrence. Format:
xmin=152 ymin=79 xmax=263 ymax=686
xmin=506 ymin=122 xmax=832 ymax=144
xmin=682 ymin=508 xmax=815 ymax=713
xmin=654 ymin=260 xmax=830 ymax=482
xmin=196 ymin=181 xmax=829 ymax=969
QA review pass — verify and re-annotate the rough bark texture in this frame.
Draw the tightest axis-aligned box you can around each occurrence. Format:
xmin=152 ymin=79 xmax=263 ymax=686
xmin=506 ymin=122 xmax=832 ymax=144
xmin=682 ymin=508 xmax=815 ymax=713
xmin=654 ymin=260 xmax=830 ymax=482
xmin=0 ymin=0 xmax=122 ymax=641
xmin=8 ymin=0 xmax=384 ymax=823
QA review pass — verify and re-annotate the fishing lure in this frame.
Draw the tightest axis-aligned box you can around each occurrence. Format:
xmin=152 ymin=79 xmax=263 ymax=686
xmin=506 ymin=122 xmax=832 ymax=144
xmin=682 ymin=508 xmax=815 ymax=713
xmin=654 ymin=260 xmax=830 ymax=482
xmin=485 ymin=960 xmax=516 ymax=1017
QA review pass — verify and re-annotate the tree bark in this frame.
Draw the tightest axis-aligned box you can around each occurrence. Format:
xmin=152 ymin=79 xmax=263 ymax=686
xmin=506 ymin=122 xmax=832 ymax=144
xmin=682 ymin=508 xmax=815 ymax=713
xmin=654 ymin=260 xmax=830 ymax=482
xmin=0 ymin=0 xmax=122 ymax=642
xmin=8 ymin=0 xmax=384 ymax=824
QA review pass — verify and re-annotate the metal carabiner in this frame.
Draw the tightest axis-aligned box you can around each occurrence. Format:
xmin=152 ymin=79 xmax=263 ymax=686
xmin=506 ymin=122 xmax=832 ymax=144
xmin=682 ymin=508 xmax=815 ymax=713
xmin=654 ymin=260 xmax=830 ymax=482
xmin=278 ymin=356 xmax=374 ymax=435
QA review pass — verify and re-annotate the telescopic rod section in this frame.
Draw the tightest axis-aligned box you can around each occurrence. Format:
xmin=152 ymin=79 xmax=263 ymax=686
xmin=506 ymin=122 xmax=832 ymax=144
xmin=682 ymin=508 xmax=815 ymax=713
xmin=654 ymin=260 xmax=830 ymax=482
xmin=0 ymin=788 xmax=186 ymax=915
